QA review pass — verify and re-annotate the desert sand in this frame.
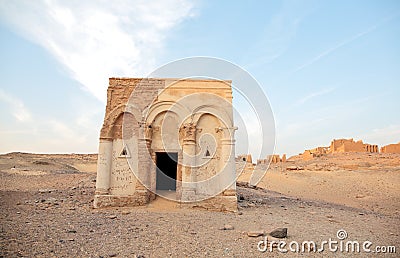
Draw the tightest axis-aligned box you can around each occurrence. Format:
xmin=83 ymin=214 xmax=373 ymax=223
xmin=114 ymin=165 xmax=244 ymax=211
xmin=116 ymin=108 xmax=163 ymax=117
xmin=239 ymin=152 xmax=400 ymax=216
xmin=1 ymin=152 xmax=399 ymax=257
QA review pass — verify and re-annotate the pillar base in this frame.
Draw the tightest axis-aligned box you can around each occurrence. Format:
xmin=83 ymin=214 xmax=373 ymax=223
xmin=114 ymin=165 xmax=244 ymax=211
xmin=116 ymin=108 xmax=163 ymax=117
xmin=180 ymin=189 xmax=196 ymax=202
xmin=93 ymin=192 xmax=150 ymax=208
xmin=223 ymin=189 xmax=236 ymax=196
xmin=95 ymin=189 xmax=109 ymax=195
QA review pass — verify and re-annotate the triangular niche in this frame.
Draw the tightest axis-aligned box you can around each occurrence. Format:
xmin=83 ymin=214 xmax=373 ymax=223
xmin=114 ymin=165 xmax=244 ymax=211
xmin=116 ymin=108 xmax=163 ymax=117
xmin=205 ymin=147 xmax=211 ymax=157
xmin=119 ymin=145 xmax=131 ymax=158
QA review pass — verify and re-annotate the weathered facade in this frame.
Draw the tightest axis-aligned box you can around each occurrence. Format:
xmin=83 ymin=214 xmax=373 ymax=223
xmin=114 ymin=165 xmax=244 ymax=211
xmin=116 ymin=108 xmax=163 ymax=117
xmin=330 ymin=138 xmax=378 ymax=153
xmin=94 ymin=78 xmax=238 ymax=211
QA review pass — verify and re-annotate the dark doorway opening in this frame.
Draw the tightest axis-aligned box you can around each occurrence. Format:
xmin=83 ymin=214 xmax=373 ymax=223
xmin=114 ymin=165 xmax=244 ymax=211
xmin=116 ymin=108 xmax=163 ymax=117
xmin=156 ymin=152 xmax=178 ymax=191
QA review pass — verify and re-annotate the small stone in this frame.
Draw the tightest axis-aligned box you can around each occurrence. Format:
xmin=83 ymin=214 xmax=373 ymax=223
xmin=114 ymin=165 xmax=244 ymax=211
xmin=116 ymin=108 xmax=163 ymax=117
xmin=108 ymin=253 xmax=118 ymax=257
xmin=223 ymin=224 xmax=234 ymax=230
xmin=247 ymin=231 xmax=264 ymax=237
xmin=121 ymin=211 xmax=130 ymax=215
xmin=269 ymin=228 xmax=287 ymax=238
xmin=16 ymin=211 xmax=21 ymax=214
xmin=359 ymin=213 xmax=365 ymax=216
xmin=237 ymin=211 xmax=243 ymax=215
xmin=46 ymin=197 xmax=58 ymax=204
xmin=67 ymin=229 xmax=77 ymax=233
xmin=107 ymin=215 xmax=117 ymax=219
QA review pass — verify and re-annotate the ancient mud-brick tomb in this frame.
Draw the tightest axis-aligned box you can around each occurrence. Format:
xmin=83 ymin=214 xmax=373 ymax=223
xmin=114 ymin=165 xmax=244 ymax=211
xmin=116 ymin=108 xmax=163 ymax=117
xmin=94 ymin=78 xmax=238 ymax=212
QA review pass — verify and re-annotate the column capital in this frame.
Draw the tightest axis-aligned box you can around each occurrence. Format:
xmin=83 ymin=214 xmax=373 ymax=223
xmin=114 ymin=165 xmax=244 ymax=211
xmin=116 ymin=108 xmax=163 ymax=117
xmin=138 ymin=122 xmax=154 ymax=141
xmin=215 ymin=126 xmax=238 ymax=138
xmin=180 ymin=123 xmax=197 ymax=143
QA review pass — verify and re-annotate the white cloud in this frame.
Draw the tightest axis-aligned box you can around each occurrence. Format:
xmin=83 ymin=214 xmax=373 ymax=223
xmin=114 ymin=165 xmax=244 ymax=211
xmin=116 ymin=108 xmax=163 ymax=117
xmin=0 ymin=89 xmax=32 ymax=122
xmin=0 ymin=0 xmax=196 ymax=101
xmin=0 ymin=87 xmax=103 ymax=153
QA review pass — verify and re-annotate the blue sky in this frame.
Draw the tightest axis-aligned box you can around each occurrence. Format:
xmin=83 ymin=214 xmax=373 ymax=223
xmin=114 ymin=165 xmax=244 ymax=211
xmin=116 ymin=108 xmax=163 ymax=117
xmin=0 ymin=0 xmax=399 ymax=157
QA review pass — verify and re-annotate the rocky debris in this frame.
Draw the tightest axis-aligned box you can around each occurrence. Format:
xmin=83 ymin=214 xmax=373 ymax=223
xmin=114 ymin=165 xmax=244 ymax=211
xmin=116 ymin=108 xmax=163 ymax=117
xmin=33 ymin=160 xmax=51 ymax=165
xmin=286 ymin=166 xmax=303 ymax=171
xmin=269 ymin=228 xmax=287 ymax=238
xmin=38 ymin=189 xmax=56 ymax=193
xmin=247 ymin=231 xmax=264 ymax=237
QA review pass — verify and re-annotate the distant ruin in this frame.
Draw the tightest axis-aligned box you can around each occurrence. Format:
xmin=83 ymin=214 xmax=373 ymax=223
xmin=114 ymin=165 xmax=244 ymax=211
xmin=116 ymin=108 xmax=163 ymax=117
xmin=330 ymin=139 xmax=378 ymax=153
xmin=94 ymin=78 xmax=237 ymax=211
xmin=235 ymin=153 xmax=287 ymax=166
xmin=302 ymin=147 xmax=329 ymax=161
xmin=236 ymin=154 xmax=252 ymax=163
xmin=257 ymin=154 xmax=286 ymax=165
xmin=301 ymin=138 xmax=380 ymax=160
xmin=381 ymin=142 xmax=400 ymax=153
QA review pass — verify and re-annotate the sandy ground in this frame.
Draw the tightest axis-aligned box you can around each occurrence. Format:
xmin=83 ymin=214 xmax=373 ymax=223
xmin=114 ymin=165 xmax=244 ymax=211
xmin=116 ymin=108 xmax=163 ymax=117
xmin=1 ymin=152 xmax=399 ymax=257
xmin=238 ymin=152 xmax=400 ymax=216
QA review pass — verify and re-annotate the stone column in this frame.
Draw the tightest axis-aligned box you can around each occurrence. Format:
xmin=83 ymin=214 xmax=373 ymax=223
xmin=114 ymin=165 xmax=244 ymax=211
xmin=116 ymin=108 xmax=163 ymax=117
xmin=95 ymin=139 xmax=112 ymax=195
xmin=135 ymin=123 xmax=152 ymax=200
xmin=180 ymin=123 xmax=197 ymax=201
xmin=218 ymin=127 xmax=237 ymax=196
xmin=145 ymin=124 xmax=156 ymax=200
